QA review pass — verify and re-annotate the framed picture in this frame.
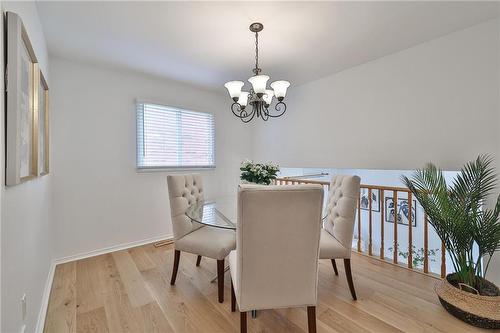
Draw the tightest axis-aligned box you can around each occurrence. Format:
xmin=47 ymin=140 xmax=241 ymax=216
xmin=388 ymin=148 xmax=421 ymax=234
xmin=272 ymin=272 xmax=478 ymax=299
xmin=360 ymin=188 xmax=380 ymax=212
xmin=385 ymin=197 xmax=417 ymax=227
xmin=6 ymin=12 xmax=39 ymax=186
xmin=36 ymin=67 xmax=49 ymax=176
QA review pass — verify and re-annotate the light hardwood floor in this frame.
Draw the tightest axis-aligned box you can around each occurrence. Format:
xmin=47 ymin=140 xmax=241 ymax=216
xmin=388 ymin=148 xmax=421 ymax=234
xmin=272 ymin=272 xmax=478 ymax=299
xmin=44 ymin=243 xmax=488 ymax=333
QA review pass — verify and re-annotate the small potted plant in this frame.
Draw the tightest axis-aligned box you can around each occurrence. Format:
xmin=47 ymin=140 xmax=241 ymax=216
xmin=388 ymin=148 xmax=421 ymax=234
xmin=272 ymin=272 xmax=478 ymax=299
xmin=402 ymin=155 xmax=499 ymax=328
xmin=389 ymin=244 xmax=440 ymax=268
xmin=240 ymin=159 xmax=279 ymax=185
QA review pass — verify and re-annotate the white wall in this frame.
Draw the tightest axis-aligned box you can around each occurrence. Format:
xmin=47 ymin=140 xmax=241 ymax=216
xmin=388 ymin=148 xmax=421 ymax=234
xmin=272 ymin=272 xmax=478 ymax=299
xmin=50 ymin=58 xmax=253 ymax=260
xmin=1 ymin=2 xmax=53 ymax=333
xmin=253 ymin=19 xmax=499 ymax=172
xmin=488 ymin=15 xmax=500 ymax=286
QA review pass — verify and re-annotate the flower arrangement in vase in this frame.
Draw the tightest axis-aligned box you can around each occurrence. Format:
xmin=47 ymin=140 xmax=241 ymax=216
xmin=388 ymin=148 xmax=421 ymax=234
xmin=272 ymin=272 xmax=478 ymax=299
xmin=240 ymin=159 xmax=279 ymax=185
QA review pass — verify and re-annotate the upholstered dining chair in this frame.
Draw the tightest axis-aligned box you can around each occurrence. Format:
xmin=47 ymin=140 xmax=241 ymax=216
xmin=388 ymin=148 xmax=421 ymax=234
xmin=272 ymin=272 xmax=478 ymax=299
xmin=167 ymin=174 xmax=236 ymax=303
xmin=319 ymin=175 xmax=361 ymax=300
xmin=229 ymin=184 xmax=324 ymax=333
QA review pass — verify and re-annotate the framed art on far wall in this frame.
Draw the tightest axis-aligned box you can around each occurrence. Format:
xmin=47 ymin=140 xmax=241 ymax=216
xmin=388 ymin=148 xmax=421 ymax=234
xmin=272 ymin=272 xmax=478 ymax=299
xmin=360 ymin=188 xmax=380 ymax=212
xmin=385 ymin=197 xmax=417 ymax=227
xmin=36 ymin=67 xmax=49 ymax=176
xmin=6 ymin=12 xmax=39 ymax=186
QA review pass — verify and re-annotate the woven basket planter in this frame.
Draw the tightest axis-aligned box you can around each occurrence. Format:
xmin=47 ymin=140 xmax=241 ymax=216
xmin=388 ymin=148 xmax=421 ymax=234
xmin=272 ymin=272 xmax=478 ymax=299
xmin=435 ymin=274 xmax=500 ymax=329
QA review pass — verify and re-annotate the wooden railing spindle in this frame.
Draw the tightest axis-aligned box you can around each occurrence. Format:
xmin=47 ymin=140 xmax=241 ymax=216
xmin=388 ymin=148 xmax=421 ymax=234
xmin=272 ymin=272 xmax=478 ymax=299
xmin=424 ymin=212 xmax=429 ymax=273
xmin=408 ymin=193 xmax=413 ymax=269
xmin=380 ymin=189 xmax=385 ymax=259
xmin=368 ymin=188 xmax=373 ymax=256
xmin=393 ymin=190 xmax=398 ymax=264
xmin=357 ymin=194 xmax=362 ymax=252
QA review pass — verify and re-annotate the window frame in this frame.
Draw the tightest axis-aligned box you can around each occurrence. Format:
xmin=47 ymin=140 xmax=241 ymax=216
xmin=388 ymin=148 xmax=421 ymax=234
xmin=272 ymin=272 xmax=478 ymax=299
xmin=136 ymin=100 xmax=216 ymax=172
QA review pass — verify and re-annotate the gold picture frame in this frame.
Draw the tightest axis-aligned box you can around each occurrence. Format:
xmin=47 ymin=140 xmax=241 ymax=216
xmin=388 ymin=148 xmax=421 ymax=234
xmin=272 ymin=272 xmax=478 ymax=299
xmin=35 ymin=67 xmax=49 ymax=176
xmin=6 ymin=12 xmax=39 ymax=186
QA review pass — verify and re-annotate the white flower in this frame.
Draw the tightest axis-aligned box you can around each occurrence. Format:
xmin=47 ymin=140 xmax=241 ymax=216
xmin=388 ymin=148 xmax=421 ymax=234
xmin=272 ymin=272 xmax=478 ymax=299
xmin=241 ymin=159 xmax=253 ymax=168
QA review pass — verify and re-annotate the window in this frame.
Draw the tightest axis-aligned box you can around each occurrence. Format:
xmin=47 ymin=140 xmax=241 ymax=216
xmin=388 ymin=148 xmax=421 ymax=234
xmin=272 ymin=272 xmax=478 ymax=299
xmin=136 ymin=102 xmax=215 ymax=169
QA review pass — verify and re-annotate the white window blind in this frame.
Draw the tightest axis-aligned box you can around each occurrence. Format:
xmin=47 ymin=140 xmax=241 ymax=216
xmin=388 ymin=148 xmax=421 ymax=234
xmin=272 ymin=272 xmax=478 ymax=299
xmin=136 ymin=102 xmax=215 ymax=169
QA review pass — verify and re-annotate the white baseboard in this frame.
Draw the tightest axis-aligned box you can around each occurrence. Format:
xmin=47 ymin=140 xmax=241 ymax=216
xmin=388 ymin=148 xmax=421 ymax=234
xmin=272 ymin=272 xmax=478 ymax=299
xmin=53 ymin=233 xmax=173 ymax=265
xmin=35 ymin=261 xmax=55 ymax=333
xmin=35 ymin=233 xmax=173 ymax=332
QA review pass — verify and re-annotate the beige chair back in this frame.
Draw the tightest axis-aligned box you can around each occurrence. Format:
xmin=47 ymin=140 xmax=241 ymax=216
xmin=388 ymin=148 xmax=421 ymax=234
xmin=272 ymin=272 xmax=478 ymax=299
xmin=234 ymin=184 xmax=324 ymax=311
xmin=324 ymin=175 xmax=361 ymax=249
xmin=167 ymin=174 xmax=204 ymax=240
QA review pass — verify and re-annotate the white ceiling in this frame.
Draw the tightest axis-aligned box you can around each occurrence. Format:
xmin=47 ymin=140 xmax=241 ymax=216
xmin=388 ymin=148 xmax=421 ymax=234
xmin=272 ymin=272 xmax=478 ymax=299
xmin=37 ymin=1 xmax=499 ymax=90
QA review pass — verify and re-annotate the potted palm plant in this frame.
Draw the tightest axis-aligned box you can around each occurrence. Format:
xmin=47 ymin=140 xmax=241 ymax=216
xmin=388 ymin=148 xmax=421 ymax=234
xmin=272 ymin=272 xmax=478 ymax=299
xmin=402 ymin=155 xmax=500 ymax=328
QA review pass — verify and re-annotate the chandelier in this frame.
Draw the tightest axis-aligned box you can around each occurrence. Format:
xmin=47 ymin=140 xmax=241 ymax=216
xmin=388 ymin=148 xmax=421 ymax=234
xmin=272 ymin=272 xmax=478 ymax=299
xmin=224 ymin=22 xmax=290 ymax=123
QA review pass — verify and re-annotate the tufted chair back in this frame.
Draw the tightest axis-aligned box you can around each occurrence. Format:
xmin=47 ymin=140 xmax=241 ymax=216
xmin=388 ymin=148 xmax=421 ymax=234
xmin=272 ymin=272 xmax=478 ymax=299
xmin=167 ymin=174 xmax=205 ymax=240
xmin=324 ymin=175 xmax=361 ymax=249
xmin=234 ymin=184 xmax=324 ymax=311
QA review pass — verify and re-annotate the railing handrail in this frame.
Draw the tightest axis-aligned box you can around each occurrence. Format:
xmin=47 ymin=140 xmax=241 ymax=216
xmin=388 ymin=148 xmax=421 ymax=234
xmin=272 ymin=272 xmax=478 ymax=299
xmin=276 ymin=177 xmax=411 ymax=192
xmin=276 ymin=178 xmax=328 ymax=185
xmin=282 ymin=173 xmax=329 ymax=179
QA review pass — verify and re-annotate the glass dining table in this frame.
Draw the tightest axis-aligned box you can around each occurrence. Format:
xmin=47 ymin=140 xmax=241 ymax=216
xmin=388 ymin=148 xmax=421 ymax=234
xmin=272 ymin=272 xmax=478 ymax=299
xmin=185 ymin=195 xmax=327 ymax=229
xmin=185 ymin=196 xmax=238 ymax=230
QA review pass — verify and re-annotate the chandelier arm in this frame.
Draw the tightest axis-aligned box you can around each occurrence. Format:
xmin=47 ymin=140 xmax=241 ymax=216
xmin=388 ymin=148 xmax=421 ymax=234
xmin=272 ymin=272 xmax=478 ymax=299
xmin=267 ymin=101 xmax=287 ymax=118
xmin=231 ymin=102 xmax=254 ymax=121
xmin=231 ymin=102 xmax=244 ymax=118
xmin=240 ymin=108 xmax=257 ymax=123
xmin=260 ymin=102 xmax=269 ymax=121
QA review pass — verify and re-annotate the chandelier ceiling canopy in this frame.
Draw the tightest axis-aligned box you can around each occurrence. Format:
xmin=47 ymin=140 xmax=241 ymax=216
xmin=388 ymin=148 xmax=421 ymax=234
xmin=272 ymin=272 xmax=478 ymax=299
xmin=224 ymin=22 xmax=290 ymax=123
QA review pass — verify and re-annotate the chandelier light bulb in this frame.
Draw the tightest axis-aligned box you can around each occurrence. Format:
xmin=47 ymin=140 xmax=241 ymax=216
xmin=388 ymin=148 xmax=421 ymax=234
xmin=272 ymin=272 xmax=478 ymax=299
xmin=263 ymin=89 xmax=274 ymax=106
xmin=238 ymin=92 xmax=249 ymax=108
xmin=224 ymin=81 xmax=244 ymax=101
xmin=248 ymin=75 xmax=270 ymax=96
xmin=270 ymin=81 xmax=290 ymax=101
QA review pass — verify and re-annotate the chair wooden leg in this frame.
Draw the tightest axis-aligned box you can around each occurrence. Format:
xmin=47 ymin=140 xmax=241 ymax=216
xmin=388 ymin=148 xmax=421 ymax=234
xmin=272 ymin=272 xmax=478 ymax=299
xmin=196 ymin=255 xmax=202 ymax=267
xmin=217 ymin=259 xmax=224 ymax=303
xmin=331 ymin=259 xmax=339 ymax=276
xmin=307 ymin=306 xmax=316 ymax=333
xmin=170 ymin=250 xmax=180 ymax=285
xmin=231 ymin=279 xmax=236 ymax=312
xmin=344 ymin=259 xmax=357 ymax=300
xmin=240 ymin=312 xmax=247 ymax=333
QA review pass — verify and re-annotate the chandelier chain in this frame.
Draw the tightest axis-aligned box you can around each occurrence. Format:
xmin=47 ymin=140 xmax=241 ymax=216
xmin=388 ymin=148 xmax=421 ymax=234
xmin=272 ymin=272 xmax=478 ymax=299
xmin=254 ymin=32 xmax=261 ymax=74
